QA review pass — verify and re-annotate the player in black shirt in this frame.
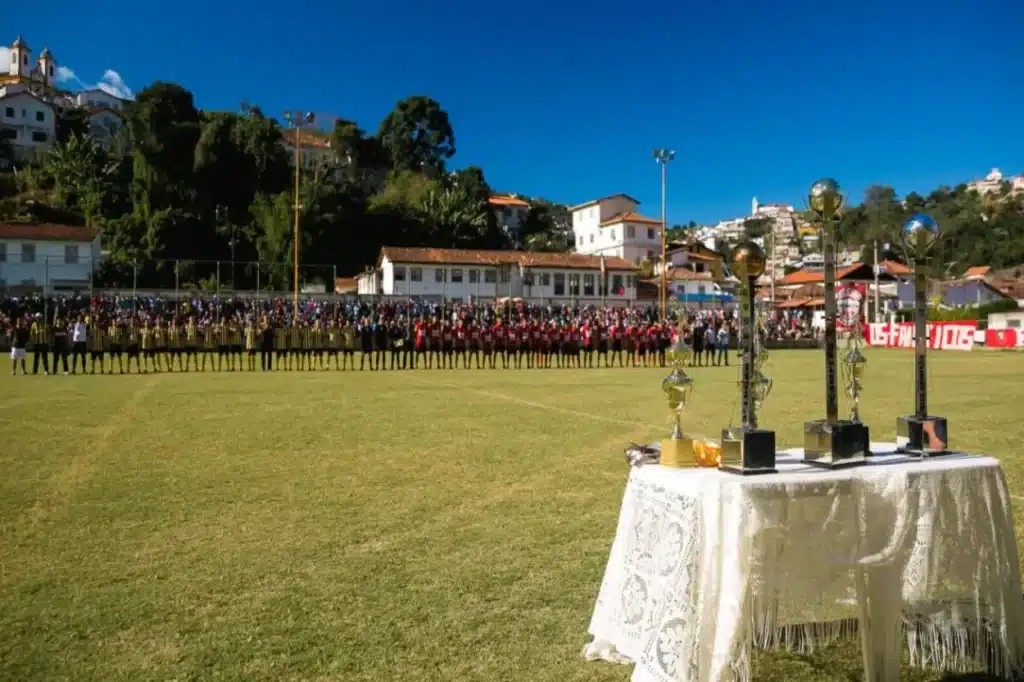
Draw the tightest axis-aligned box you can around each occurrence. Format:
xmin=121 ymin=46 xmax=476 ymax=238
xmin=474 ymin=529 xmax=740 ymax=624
xmin=359 ymin=317 xmax=374 ymax=370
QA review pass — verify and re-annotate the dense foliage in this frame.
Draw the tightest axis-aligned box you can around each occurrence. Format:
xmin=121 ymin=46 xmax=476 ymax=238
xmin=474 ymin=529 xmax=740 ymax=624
xmin=0 ymin=85 xmax=571 ymax=289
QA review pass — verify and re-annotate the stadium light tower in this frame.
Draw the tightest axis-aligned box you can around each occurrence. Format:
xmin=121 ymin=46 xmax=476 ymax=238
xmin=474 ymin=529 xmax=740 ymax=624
xmin=283 ymin=109 xmax=317 ymax=321
xmin=653 ymin=148 xmax=676 ymax=320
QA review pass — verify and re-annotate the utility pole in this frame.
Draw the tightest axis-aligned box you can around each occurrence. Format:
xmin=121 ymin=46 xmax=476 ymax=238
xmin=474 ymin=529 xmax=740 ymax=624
xmin=653 ymin=148 xmax=675 ymax=320
xmin=873 ymin=239 xmax=881 ymax=323
xmin=283 ymin=109 xmax=316 ymax=321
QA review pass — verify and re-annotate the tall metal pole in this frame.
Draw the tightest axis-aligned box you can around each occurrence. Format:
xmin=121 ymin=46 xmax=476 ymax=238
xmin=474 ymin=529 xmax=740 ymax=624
xmin=653 ymin=148 xmax=675 ymax=321
xmin=873 ymin=239 xmax=881 ymax=323
xmin=293 ymin=125 xmax=301 ymax=321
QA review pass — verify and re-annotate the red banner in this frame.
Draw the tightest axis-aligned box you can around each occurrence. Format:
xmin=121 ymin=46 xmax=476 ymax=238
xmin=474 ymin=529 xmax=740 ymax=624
xmin=866 ymin=321 xmax=977 ymax=351
xmin=985 ymin=328 xmax=1024 ymax=348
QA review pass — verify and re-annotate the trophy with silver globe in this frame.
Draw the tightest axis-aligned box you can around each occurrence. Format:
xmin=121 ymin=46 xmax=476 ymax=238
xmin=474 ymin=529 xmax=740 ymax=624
xmin=720 ymin=240 xmax=776 ymax=475
xmin=659 ymin=329 xmax=695 ymax=468
xmin=896 ymin=213 xmax=949 ymax=456
xmin=802 ymin=179 xmax=870 ymax=468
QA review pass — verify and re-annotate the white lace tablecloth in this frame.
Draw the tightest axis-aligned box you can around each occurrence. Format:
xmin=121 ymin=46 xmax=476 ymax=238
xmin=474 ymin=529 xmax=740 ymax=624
xmin=584 ymin=443 xmax=1024 ymax=682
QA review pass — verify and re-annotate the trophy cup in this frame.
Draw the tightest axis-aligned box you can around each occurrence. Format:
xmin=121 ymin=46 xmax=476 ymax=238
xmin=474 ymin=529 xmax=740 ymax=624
xmin=803 ymin=179 xmax=870 ymax=468
xmin=720 ymin=241 xmax=776 ymax=475
xmin=896 ymin=213 xmax=949 ymax=456
xmin=838 ymin=284 xmax=871 ymax=451
xmin=660 ymin=328 xmax=695 ymax=468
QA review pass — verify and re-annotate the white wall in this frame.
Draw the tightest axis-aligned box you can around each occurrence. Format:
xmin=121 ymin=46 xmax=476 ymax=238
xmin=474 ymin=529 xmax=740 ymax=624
xmin=74 ymin=90 xmax=126 ymax=111
xmin=572 ymin=196 xmax=639 ymax=253
xmin=0 ymin=237 xmax=101 ymax=288
xmin=0 ymin=91 xmax=56 ymax=152
xmin=987 ymin=311 xmax=1024 ymax=330
xmin=379 ymin=257 xmax=637 ymax=300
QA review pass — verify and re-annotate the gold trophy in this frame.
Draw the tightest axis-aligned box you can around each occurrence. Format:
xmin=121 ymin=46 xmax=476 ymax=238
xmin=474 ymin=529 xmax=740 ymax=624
xmin=660 ymin=326 xmax=695 ymax=468
xmin=719 ymin=241 xmax=777 ymax=475
xmin=803 ymin=179 xmax=870 ymax=467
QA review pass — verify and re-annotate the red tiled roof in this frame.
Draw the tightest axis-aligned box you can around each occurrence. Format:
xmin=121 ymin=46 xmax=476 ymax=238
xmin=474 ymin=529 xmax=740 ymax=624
xmin=599 ymin=211 xmax=662 ymax=227
xmin=964 ymin=265 xmax=991 ymax=278
xmin=281 ymin=129 xmax=331 ymax=149
xmin=776 ymin=262 xmax=874 ymax=285
xmin=334 ymin=277 xmax=357 ymax=293
xmin=879 ymin=259 xmax=911 ymax=276
xmin=488 ymin=195 xmax=530 ymax=208
xmin=379 ymin=247 xmax=635 ymax=271
xmin=0 ymin=223 xmax=98 ymax=242
xmin=667 ymin=269 xmax=714 ymax=282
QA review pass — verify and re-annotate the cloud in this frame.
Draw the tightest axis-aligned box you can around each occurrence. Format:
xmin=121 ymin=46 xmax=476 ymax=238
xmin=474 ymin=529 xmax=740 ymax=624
xmin=57 ymin=65 xmax=135 ymax=100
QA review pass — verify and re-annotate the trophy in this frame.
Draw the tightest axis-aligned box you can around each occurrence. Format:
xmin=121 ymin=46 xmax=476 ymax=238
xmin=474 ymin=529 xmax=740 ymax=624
xmin=837 ymin=284 xmax=869 ymax=430
xmin=896 ymin=213 xmax=949 ymax=456
xmin=720 ymin=240 xmax=777 ymax=475
xmin=660 ymin=327 xmax=695 ymax=468
xmin=803 ymin=179 xmax=870 ymax=468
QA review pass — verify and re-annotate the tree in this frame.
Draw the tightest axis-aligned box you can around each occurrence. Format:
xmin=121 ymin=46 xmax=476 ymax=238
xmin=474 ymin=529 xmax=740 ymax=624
xmin=56 ymin=108 xmax=90 ymax=144
xmin=420 ymin=184 xmax=491 ymax=247
xmin=376 ymin=96 xmax=455 ymax=173
xmin=43 ymin=133 xmax=119 ymax=226
xmin=742 ymin=217 xmax=772 ymax=240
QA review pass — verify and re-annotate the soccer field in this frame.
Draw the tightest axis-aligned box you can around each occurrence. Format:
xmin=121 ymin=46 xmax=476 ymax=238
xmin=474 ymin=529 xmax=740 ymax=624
xmin=1 ymin=349 xmax=1022 ymax=682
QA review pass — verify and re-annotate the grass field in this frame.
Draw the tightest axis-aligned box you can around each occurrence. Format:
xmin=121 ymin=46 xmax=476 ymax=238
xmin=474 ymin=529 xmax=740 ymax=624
xmin=1 ymin=349 xmax=1023 ymax=682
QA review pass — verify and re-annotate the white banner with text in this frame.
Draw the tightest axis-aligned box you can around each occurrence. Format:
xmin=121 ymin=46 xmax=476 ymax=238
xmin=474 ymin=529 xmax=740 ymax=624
xmin=866 ymin=321 xmax=977 ymax=351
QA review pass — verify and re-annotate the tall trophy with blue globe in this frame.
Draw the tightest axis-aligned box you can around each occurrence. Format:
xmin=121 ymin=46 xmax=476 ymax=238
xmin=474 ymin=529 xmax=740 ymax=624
xmin=896 ymin=213 xmax=949 ymax=455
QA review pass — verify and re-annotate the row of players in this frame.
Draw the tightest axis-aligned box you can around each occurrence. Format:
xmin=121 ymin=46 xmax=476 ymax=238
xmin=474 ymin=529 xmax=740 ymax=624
xmin=10 ymin=315 xmax=732 ymax=373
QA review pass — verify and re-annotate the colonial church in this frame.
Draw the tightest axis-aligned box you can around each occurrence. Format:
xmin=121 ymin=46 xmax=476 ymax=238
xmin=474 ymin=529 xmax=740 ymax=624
xmin=1 ymin=35 xmax=59 ymax=92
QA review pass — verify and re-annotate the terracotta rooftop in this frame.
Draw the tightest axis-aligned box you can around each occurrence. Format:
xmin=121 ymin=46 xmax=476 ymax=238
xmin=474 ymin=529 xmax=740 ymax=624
xmin=0 ymin=223 xmax=98 ymax=242
xmin=599 ymin=211 xmax=662 ymax=227
xmin=878 ymin=259 xmax=911 ymax=276
xmin=334 ymin=277 xmax=357 ymax=293
xmin=488 ymin=195 xmax=530 ymax=208
xmin=379 ymin=247 xmax=635 ymax=271
xmin=282 ymin=129 xmax=331 ymax=149
xmin=776 ymin=262 xmax=884 ymax=286
xmin=963 ymin=265 xmax=991 ymax=279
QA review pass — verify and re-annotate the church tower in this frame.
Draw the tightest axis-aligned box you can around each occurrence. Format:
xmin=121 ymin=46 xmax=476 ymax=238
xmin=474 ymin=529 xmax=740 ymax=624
xmin=9 ymin=35 xmax=31 ymax=78
xmin=751 ymin=196 xmax=759 ymax=216
xmin=37 ymin=47 xmax=56 ymax=87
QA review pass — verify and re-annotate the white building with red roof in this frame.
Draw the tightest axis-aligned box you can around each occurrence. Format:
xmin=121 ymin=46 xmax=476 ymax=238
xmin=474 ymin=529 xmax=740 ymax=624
xmin=488 ymin=194 xmax=530 ymax=243
xmin=0 ymin=222 xmax=102 ymax=291
xmin=570 ymin=193 xmax=663 ymax=266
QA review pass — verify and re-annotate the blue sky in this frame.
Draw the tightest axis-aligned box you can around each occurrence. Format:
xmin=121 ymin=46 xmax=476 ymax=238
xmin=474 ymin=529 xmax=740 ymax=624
xmin=7 ymin=0 xmax=1023 ymax=224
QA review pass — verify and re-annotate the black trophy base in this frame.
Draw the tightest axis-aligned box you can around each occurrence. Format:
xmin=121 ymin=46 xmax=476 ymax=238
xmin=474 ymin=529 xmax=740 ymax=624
xmin=803 ymin=419 xmax=870 ymax=469
xmin=719 ymin=427 xmax=777 ymax=475
xmin=896 ymin=415 xmax=949 ymax=457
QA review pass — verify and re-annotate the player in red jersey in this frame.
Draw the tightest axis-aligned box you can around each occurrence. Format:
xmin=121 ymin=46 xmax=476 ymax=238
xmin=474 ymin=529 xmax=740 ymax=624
xmin=469 ymin=322 xmax=483 ymax=369
xmin=493 ymin=320 xmax=507 ymax=369
xmin=582 ymin=320 xmax=594 ymax=368
xmin=454 ymin=320 xmax=468 ymax=368
xmin=413 ymin=317 xmax=427 ymax=369
xmin=530 ymin=321 xmax=543 ymax=369
xmin=429 ymin=318 xmax=442 ymax=369
xmin=517 ymin=321 xmax=530 ymax=369
xmin=540 ymin=321 xmax=553 ymax=368
xmin=482 ymin=322 xmax=494 ymax=369
xmin=608 ymin=321 xmax=621 ymax=367
xmin=506 ymin=320 xmax=519 ymax=367
xmin=597 ymin=320 xmax=609 ymax=367
xmin=441 ymin=321 xmax=454 ymax=369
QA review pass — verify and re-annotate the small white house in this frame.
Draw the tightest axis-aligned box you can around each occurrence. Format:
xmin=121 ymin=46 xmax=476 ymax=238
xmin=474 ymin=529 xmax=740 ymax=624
xmin=0 ymin=223 xmax=102 ymax=290
xmin=488 ymin=195 xmax=530 ymax=243
xmin=0 ymin=89 xmax=56 ymax=158
xmin=363 ymin=246 xmax=638 ymax=303
xmin=87 ymin=108 xmax=125 ymax=149
xmin=72 ymin=88 xmax=129 ymax=112
xmin=570 ymin=193 xmax=663 ymax=266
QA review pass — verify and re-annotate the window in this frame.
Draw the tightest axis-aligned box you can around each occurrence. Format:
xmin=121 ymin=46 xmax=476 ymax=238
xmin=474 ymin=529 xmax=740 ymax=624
xmin=49 ymin=65 xmax=53 ymax=77
xmin=610 ymin=229 xmax=616 ymax=240
xmin=1008 ymin=319 xmax=1021 ymax=329
xmin=647 ymin=250 xmax=655 ymax=260
xmin=35 ymin=111 xmax=44 ymax=122
xmin=627 ymin=226 xmax=636 ymax=239
xmin=589 ymin=234 xmax=594 ymax=243
xmin=3 ymin=107 xmax=12 ymax=117
xmin=499 ymin=267 xmax=510 ymax=284
xmin=410 ymin=267 xmax=422 ymax=282
xmin=484 ymin=269 xmax=497 ymax=284
xmin=31 ymin=131 xmax=47 ymax=143
xmin=21 ymin=109 xmax=26 ymax=118
xmin=435 ymin=268 xmax=445 ymax=283
xmin=394 ymin=266 xmax=406 ymax=281
xmin=541 ymin=273 xmax=550 ymax=286
xmin=569 ymin=273 xmax=580 ymax=297
xmin=583 ymin=274 xmax=595 ymax=296
xmin=648 ymin=228 xmax=655 ymax=239
xmin=0 ymin=243 xmax=6 ymax=262
xmin=469 ymin=269 xmax=479 ymax=284
xmin=612 ymin=275 xmax=624 ymax=294
xmin=451 ymin=268 xmax=463 ymax=283
xmin=698 ymin=285 xmax=706 ymax=295
xmin=64 ymin=245 xmax=79 ymax=264
xmin=21 ymin=243 xmax=35 ymax=263
xmin=553 ymin=273 xmax=566 ymax=296
xmin=577 ymin=236 xmax=582 ymax=247
xmin=0 ymin=128 xmax=15 ymax=140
